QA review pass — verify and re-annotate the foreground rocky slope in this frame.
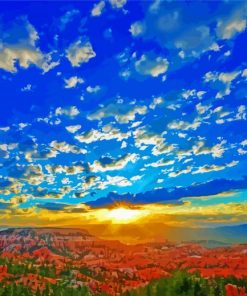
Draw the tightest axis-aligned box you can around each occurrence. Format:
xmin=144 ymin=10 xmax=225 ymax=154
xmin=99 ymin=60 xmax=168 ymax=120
xmin=0 ymin=228 xmax=246 ymax=295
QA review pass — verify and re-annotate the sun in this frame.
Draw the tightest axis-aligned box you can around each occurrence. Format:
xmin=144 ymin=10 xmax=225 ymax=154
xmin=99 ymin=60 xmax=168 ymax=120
xmin=106 ymin=207 xmax=146 ymax=223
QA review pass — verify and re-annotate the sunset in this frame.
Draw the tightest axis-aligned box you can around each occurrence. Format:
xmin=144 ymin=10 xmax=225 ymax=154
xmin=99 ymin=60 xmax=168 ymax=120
xmin=0 ymin=0 xmax=247 ymax=295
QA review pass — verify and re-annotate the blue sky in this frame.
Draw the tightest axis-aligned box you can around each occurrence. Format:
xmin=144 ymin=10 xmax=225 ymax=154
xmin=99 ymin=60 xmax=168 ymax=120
xmin=0 ymin=0 xmax=247 ymax=227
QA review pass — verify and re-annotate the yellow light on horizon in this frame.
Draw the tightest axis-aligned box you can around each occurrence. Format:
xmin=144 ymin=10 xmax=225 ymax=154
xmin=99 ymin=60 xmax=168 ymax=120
xmin=106 ymin=207 xmax=146 ymax=223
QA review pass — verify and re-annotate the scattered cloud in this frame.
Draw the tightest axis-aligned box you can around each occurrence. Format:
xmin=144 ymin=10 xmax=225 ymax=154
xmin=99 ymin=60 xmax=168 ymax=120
xmin=145 ymin=159 xmax=174 ymax=168
xmin=169 ymin=166 xmax=192 ymax=178
xmin=50 ymin=140 xmax=86 ymax=154
xmin=135 ymin=53 xmax=169 ymax=77
xmin=88 ymin=103 xmax=147 ymax=123
xmin=168 ymin=118 xmax=201 ymax=131
xmin=55 ymin=106 xmax=80 ymax=117
xmin=45 ymin=164 xmax=86 ymax=175
xmin=129 ymin=21 xmax=145 ymax=37
xmin=204 ymin=70 xmax=240 ymax=99
xmin=65 ymin=125 xmax=81 ymax=134
xmin=193 ymin=161 xmax=239 ymax=174
xmin=0 ymin=19 xmax=59 ymax=73
xmin=105 ymin=175 xmax=132 ymax=187
xmin=109 ymin=0 xmax=127 ymax=9
xmin=86 ymin=85 xmax=101 ymax=93
xmin=75 ymin=126 xmax=130 ymax=144
xmin=91 ymin=1 xmax=105 ymax=17
xmin=91 ymin=153 xmax=139 ymax=172
xmin=216 ymin=4 xmax=247 ymax=40
xmin=66 ymin=38 xmax=96 ymax=67
xmin=21 ymin=84 xmax=33 ymax=92
xmin=60 ymin=9 xmax=79 ymax=30
xmin=64 ymin=76 xmax=84 ymax=88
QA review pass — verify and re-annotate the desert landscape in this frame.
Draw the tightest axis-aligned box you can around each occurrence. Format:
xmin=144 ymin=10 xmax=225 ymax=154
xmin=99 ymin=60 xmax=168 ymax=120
xmin=0 ymin=228 xmax=246 ymax=295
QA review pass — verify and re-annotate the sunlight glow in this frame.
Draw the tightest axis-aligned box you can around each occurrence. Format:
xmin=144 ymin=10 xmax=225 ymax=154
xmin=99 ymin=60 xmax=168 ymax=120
xmin=106 ymin=207 xmax=146 ymax=223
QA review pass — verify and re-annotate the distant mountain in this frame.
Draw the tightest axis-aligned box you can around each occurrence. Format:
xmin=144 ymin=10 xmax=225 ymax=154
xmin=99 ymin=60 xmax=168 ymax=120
xmin=0 ymin=224 xmax=246 ymax=250
xmin=196 ymin=224 xmax=247 ymax=244
xmin=216 ymin=224 xmax=247 ymax=236
xmin=83 ymin=223 xmax=247 ymax=244
xmin=183 ymin=240 xmax=231 ymax=248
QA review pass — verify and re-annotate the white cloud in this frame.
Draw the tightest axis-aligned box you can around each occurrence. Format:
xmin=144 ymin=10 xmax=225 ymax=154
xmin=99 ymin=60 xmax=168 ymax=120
xmin=66 ymin=39 xmax=96 ymax=67
xmin=88 ymin=103 xmax=147 ymax=124
xmin=64 ymin=76 xmax=84 ymax=88
xmin=0 ymin=20 xmax=58 ymax=73
xmin=131 ymin=2 xmax=247 ymax=60
xmin=149 ymin=96 xmax=163 ymax=109
xmin=119 ymin=69 xmax=131 ymax=80
xmin=18 ymin=123 xmax=29 ymax=130
xmin=134 ymin=128 xmax=164 ymax=148
xmin=91 ymin=1 xmax=105 ymax=16
xmin=25 ymin=149 xmax=58 ymax=162
xmin=218 ymin=71 xmax=240 ymax=83
xmin=149 ymin=0 xmax=161 ymax=12
xmin=216 ymin=6 xmax=247 ymax=40
xmin=106 ymin=175 xmax=131 ymax=187
xmin=145 ymin=159 xmax=174 ymax=168
xmin=109 ymin=0 xmax=127 ymax=9
xmin=133 ymin=128 xmax=174 ymax=156
xmin=61 ymin=178 xmax=71 ymax=185
xmin=0 ymin=126 xmax=10 ymax=132
xmin=116 ymin=106 xmax=147 ymax=123
xmin=242 ymin=69 xmax=247 ymax=77
xmin=91 ymin=153 xmax=139 ymax=173
xmin=81 ymin=176 xmax=99 ymax=191
xmin=21 ymin=84 xmax=32 ymax=92
xmin=238 ymin=148 xmax=247 ymax=155
xmin=65 ymin=125 xmax=81 ymax=134
xmin=181 ymin=89 xmax=196 ymax=100
xmin=46 ymin=164 xmax=85 ymax=175
xmin=204 ymin=70 xmax=240 ymax=99
xmin=75 ymin=127 xmax=130 ymax=144
xmin=50 ymin=141 xmax=86 ymax=154
xmin=60 ymin=9 xmax=79 ymax=30
xmin=121 ymin=141 xmax=127 ymax=149
xmin=135 ymin=54 xmax=169 ymax=77
xmin=130 ymin=121 xmax=142 ymax=128
xmin=178 ymin=133 xmax=187 ymax=139
xmin=166 ymin=103 xmax=181 ymax=111
xmin=236 ymin=105 xmax=246 ymax=120
xmin=192 ymin=140 xmax=226 ymax=158
xmin=176 ymin=139 xmax=227 ymax=161
xmin=129 ymin=21 xmax=145 ymax=37
xmin=241 ymin=139 xmax=247 ymax=146
xmin=130 ymin=175 xmax=143 ymax=181
xmin=168 ymin=118 xmax=201 ymax=131
xmin=215 ymin=105 xmax=246 ymax=124
xmin=86 ymin=85 xmax=101 ymax=93
xmin=193 ymin=160 xmax=239 ymax=174
xmin=196 ymin=103 xmax=211 ymax=115
xmin=152 ymin=143 xmax=174 ymax=156
xmin=169 ymin=166 xmax=192 ymax=178
xmin=0 ymin=43 xmax=58 ymax=74
xmin=55 ymin=106 xmax=80 ymax=117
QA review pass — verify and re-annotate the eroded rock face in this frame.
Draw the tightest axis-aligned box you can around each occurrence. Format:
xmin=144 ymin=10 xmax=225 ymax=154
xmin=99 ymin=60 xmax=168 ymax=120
xmin=0 ymin=228 xmax=247 ymax=295
xmin=225 ymin=284 xmax=247 ymax=296
xmin=0 ymin=228 xmax=97 ymax=256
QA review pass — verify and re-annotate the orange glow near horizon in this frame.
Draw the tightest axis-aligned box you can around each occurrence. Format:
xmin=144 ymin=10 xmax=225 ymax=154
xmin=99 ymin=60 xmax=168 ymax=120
xmin=105 ymin=207 xmax=146 ymax=223
xmin=1 ymin=191 xmax=246 ymax=243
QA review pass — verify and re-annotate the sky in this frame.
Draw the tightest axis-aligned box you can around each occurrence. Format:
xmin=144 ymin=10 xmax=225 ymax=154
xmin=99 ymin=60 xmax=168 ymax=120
xmin=0 ymin=0 xmax=247 ymax=236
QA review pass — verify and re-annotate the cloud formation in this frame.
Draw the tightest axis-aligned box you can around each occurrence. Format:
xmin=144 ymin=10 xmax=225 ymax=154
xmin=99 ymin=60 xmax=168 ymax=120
xmin=66 ymin=39 xmax=96 ymax=67
xmin=0 ymin=18 xmax=58 ymax=73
